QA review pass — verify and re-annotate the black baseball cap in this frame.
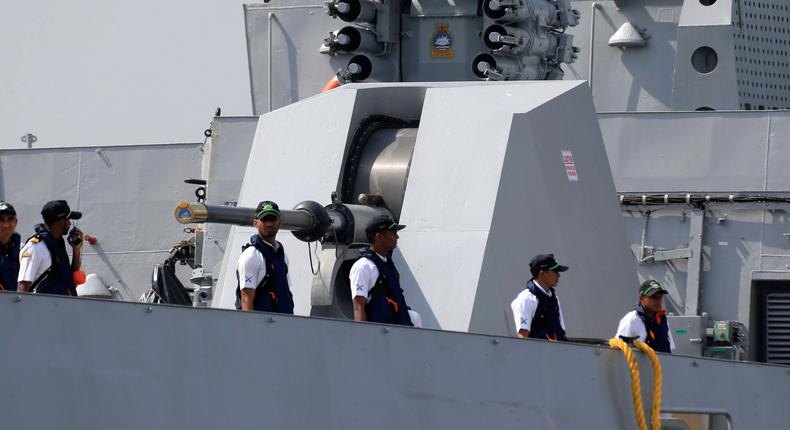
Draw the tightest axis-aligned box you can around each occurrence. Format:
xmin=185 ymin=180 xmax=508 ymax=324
xmin=255 ymin=200 xmax=281 ymax=220
xmin=529 ymin=254 xmax=569 ymax=276
xmin=365 ymin=216 xmax=406 ymax=237
xmin=0 ymin=201 xmax=16 ymax=216
xmin=41 ymin=200 xmax=82 ymax=224
xmin=639 ymin=280 xmax=668 ymax=297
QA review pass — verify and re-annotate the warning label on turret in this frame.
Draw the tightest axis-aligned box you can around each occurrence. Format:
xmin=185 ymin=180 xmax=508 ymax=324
xmin=561 ymin=150 xmax=578 ymax=182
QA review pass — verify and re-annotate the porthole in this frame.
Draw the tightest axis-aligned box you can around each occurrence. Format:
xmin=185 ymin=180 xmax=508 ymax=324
xmin=696 ymin=107 xmax=715 ymax=111
xmin=692 ymin=46 xmax=719 ymax=73
xmin=700 ymin=0 xmax=717 ymax=5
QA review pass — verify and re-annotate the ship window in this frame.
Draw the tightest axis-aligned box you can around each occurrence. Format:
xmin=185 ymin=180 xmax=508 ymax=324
xmin=699 ymin=0 xmax=717 ymax=5
xmin=692 ymin=47 xmax=718 ymax=73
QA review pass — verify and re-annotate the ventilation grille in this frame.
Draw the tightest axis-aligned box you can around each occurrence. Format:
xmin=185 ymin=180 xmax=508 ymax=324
xmin=765 ymin=292 xmax=790 ymax=364
xmin=734 ymin=1 xmax=790 ymax=110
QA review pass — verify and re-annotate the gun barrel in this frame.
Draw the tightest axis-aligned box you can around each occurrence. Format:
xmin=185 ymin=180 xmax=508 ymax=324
xmin=174 ymin=199 xmax=390 ymax=244
xmin=174 ymin=201 xmax=314 ymax=231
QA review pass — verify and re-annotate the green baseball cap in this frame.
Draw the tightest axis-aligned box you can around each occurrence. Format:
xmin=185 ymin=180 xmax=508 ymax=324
xmin=365 ymin=216 xmax=405 ymax=236
xmin=255 ymin=200 xmax=281 ymax=220
xmin=639 ymin=280 xmax=668 ymax=297
xmin=529 ymin=254 xmax=569 ymax=274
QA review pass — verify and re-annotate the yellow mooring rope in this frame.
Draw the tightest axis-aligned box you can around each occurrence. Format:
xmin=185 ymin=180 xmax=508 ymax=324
xmin=609 ymin=338 xmax=648 ymax=430
xmin=633 ymin=340 xmax=663 ymax=430
xmin=608 ymin=338 xmax=663 ymax=430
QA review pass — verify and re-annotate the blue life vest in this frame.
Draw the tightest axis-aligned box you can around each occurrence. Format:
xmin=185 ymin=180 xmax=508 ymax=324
xmin=29 ymin=225 xmax=77 ymax=296
xmin=526 ymin=280 xmax=567 ymax=341
xmin=359 ymin=249 xmax=413 ymax=326
xmin=235 ymin=235 xmax=293 ymax=314
xmin=635 ymin=304 xmax=671 ymax=353
xmin=0 ymin=233 xmax=20 ymax=291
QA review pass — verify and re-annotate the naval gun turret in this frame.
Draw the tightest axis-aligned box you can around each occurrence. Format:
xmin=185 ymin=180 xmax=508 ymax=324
xmin=169 ymin=80 xmax=640 ymax=339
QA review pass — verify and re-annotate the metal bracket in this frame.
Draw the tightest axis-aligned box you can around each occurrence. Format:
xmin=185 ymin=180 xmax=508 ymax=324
xmin=636 ymin=209 xmax=705 ymax=316
xmin=649 ymin=247 xmax=692 ymax=262
xmin=685 ymin=210 xmax=705 ymax=316
xmin=21 ymin=133 xmax=37 ymax=148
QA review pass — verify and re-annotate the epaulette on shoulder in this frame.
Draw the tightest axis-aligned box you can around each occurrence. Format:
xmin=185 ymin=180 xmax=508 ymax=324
xmin=30 ymin=236 xmax=41 ymax=244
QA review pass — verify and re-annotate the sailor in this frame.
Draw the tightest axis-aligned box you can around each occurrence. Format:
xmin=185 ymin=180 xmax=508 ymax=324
xmin=235 ymin=200 xmax=294 ymax=313
xmin=349 ymin=215 xmax=421 ymax=327
xmin=615 ymin=280 xmax=675 ymax=353
xmin=17 ymin=200 xmax=84 ymax=295
xmin=510 ymin=254 xmax=569 ymax=341
xmin=0 ymin=202 xmax=20 ymax=291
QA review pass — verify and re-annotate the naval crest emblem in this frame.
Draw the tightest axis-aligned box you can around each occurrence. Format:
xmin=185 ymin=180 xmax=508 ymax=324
xmin=431 ymin=23 xmax=454 ymax=59
xmin=175 ymin=200 xmax=194 ymax=223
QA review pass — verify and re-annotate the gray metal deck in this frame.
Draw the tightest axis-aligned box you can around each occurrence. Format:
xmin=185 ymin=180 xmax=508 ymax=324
xmin=1 ymin=292 xmax=787 ymax=429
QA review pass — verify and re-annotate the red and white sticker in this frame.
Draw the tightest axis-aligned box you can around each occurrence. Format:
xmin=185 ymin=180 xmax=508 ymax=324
xmin=561 ymin=150 xmax=578 ymax=182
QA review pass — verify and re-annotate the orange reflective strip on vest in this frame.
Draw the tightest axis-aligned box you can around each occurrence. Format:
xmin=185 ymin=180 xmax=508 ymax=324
xmin=385 ymin=297 xmax=399 ymax=313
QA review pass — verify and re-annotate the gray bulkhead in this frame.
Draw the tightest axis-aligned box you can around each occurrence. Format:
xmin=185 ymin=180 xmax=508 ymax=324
xmin=0 ymin=144 xmax=203 ymax=300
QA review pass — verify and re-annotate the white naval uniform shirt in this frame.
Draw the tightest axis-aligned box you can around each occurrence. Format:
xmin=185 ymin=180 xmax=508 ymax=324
xmin=18 ymin=239 xmax=53 ymax=284
xmin=349 ymin=253 xmax=386 ymax=301
xmin=510 ymin=280 xmax=566 ymax=334
xmin=615 ymin=310 xmax=676 ymax=351
xmin=348 ymin=253 xmax=422 ymax=327
xmin=237 ymin=240 xmax=292 ymax=291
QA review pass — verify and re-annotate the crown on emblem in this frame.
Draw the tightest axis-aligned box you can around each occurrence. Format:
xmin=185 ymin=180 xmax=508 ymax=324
xmin=436 ymin=23 xmax=449 ymax=33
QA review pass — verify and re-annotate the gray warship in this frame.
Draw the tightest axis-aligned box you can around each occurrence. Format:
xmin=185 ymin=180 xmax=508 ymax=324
xmin=2 ymin=1 xmax=790 ymax=429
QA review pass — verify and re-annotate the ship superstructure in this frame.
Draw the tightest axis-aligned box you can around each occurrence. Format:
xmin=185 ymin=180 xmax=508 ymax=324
xmin=1 ymin=1 xmax=789 ymax=429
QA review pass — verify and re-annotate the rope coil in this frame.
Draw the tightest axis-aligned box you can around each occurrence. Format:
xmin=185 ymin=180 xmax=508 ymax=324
xmin=608 ymin=338 xmax=663 ymax=430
